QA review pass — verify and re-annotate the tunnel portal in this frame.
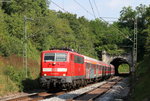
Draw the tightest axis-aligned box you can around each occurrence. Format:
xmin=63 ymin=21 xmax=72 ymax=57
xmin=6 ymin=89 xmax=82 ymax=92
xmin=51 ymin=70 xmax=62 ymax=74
xmin=102 ymin=51 xmax=132 ymax=76
xmin=110 ymin=58 xmax=130 ymax=75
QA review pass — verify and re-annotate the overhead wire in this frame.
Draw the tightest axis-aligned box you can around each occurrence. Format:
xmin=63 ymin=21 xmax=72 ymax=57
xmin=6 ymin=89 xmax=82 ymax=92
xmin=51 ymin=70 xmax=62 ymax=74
xmin=88 ymin=0 xmax=133 ymax=42
xmin=73 ymin=0 xmax=118 ymax=20
xmin=50 ymin=0 xmax=133 ymax=42
xmin=93 ymin=1 xmax=118 ymax=21
xmin=93 ymin=0 xmax=100 ymax=18
xmin=100 ymin=16 xmax=118 ymax=19
xmin=73 ymin=0 xmax=94 ymax=17
xmin=50 ymin=0 xmax=69 ymax=13
xmin=89 ymin=0 xmax=97 ymax=19
xmin=62 ymin=0 xmax=64 ymax=10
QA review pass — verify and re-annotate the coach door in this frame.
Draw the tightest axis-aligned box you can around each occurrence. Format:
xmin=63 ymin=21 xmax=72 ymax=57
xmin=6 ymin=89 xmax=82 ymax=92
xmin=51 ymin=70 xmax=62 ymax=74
xmin=86 ymin=63 xmax=90 ymax=79
xmin=89 ymin=64 xmax=94 ymax=78
xmin=102 ymin=66 xmax=105 ymax=77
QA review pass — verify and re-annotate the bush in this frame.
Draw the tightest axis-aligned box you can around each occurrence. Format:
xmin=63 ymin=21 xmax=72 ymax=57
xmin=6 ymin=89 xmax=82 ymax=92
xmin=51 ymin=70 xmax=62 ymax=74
xmin=4 ymin=66 xmax=26 ymax=91
xmin=4 ymin=65 xmax=40 ymax=92
xmin=0 ymin=66 xmax=19 ymax=96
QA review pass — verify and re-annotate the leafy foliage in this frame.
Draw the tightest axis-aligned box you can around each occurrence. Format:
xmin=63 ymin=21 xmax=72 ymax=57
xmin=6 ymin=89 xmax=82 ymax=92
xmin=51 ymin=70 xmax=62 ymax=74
xmin=118 ymin=4 xmax=150 ymax=59
xmin=131 ymin=55 xmax=150 ymax=101
xmin=0 ymin=0 xmax=132 ymax=59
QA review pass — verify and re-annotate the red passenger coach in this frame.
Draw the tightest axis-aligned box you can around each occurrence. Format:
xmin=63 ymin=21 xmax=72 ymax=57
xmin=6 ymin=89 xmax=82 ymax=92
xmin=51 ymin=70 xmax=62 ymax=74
xmin=40 ymin=48 xmax=115 ymax=89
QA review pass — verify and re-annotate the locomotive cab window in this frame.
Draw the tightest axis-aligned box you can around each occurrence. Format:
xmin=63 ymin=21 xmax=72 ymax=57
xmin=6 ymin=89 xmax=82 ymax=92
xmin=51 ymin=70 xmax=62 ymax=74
xmin=44 ymin=53 xmax=67 ymax=62
xmin=44 ymin=53 xmax=55 ymax=61
xmin=56 ymin=53 xmax=67 ymax=61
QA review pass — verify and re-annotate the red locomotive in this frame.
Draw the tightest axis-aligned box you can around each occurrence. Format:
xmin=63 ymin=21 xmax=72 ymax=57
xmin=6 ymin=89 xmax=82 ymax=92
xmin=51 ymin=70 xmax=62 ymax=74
xmin=40 ymin=48 xmax=115 ymax=89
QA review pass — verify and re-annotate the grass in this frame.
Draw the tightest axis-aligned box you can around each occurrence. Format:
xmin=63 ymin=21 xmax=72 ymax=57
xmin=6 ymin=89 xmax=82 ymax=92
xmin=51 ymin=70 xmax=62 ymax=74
xmin=0 ymin=55 xmax=40 ymax=96
xmin=130 ymin=55 xmax=150 ymax=101
xmin=0 ymin=66 xmax=19 ymax=96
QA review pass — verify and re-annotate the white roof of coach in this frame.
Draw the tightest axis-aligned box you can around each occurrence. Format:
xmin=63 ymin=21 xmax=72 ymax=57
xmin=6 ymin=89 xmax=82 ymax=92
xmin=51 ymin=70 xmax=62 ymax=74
xmin=83 ymin=55 xmax=99 ymax=62
xmin=83 ymin=55 xmax=111 ymax=66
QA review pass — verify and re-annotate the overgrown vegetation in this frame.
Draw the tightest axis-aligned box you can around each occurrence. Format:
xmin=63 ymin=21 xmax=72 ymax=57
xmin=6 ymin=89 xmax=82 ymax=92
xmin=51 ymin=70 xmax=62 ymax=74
xmin=118 ymin=5 xmax=150 ymax=100
xmin=0 ymin=0 xmax=131 ymax=59
xmin=130 ymin=55 xmax=150 ymax=101
xmin=0 ymin=56 xmax=40 ymax=96
xmin=0 ymin=65 xmax=19 ymax=96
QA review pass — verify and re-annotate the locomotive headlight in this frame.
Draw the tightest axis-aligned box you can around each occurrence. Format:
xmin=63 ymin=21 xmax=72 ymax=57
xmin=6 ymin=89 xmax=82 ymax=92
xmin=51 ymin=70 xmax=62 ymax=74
xmin=63 ymin=74 xmax=66 ymax=76
xmin=44 ymin=74 xmax=47 ymax=76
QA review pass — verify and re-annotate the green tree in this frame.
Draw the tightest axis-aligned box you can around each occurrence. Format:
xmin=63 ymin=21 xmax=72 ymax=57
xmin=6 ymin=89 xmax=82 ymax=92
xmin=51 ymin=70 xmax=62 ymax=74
xmin=2 ymin=0 xmax=48 ymax=16
xmin=144 ymin=6 xmax=150 ymax=55
xmin=118 ymin=5 xmax=149 ymax=60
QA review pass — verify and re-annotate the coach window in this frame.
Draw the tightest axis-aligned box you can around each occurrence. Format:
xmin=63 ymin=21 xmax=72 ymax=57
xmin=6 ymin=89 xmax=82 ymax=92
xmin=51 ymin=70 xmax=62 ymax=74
xmin=101 ymin=66 xmax=103 ymax=71
xmin=103 ymin=66 xmax=106 ymax=72
xmin=86 ymin=63 xmax=89 ymax=68
xmin=74 ymin=55 xmax=84 ymax=64
xmin=99 ymin=65 xmax=101 ymax=71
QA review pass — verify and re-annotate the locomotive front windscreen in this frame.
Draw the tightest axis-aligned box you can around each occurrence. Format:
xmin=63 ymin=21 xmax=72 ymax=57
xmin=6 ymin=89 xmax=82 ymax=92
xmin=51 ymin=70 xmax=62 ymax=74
xmin=44 ymin=53 xmax=67 ymax=62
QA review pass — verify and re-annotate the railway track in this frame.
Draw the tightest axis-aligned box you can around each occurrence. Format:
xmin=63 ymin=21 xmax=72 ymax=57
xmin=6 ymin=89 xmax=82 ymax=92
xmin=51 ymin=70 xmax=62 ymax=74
xmin=3 ymin=91 xmax=65 ymax=101
xmin=1 ymin=76 xmax=122 ymax=101
xmin=66 ymin=77 xmax=122 ymax=101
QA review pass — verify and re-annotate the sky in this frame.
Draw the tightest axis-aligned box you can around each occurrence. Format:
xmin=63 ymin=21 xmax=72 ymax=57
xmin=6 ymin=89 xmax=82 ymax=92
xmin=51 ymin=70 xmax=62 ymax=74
xmin=49 ymin=0 xmax=150 ymax=22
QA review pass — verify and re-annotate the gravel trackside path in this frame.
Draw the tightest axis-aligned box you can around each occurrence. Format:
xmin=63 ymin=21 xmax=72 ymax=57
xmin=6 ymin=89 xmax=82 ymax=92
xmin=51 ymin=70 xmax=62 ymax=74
xmin=42 ymin=81 xmax=107 ymax=101
xmin=95 ymin=77 xmax=130 ymax=101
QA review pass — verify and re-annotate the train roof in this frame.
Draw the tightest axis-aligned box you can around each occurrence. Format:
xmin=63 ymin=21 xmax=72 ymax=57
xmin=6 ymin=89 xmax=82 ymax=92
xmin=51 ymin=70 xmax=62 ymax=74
xmin=43 ymin=47 xmax=78 ymax=53
xmin=42 ymin=49 xmax=111 ymax=66
xmin=42 ymin=49 xmax=83 ymax=56
xmin=83 ymin=55 xmax=110 ymax=66
xmin=42 ymin=50 xmax=69 ymax=53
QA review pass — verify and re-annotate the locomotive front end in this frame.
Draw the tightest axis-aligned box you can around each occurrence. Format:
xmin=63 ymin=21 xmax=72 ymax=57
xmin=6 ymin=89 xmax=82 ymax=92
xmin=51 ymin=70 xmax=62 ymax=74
xmin=40 ymin=50 xmax=69 ymax=89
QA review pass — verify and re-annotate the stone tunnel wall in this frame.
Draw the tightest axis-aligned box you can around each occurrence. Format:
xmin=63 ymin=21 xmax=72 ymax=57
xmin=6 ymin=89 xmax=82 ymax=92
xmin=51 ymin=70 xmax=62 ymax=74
xmin=102 ymin=51 xmax=133 ymax=66
xmin=102 ymin=51 xmax=133 ymax=74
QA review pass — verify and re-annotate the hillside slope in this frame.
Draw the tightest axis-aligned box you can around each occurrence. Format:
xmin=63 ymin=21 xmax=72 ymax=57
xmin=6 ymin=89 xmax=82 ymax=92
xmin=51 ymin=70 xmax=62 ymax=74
xmin=0 ymin=55 xmax=40 ymax=96
xmin=130 ymin=55 xmax=150 ymax=101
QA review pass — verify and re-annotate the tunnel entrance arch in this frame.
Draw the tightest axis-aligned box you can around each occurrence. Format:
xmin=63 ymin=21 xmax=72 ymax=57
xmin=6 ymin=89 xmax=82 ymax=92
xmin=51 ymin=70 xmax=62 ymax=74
xmin=102 ymin=51 xmax=133 ymax=75
xmin=110 ymin=58 xmax=131 ymax=75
